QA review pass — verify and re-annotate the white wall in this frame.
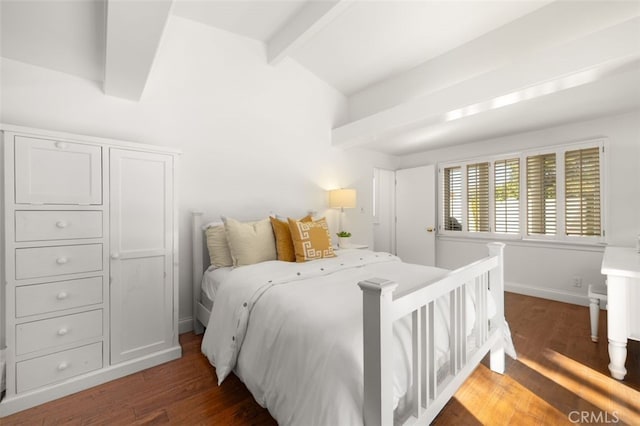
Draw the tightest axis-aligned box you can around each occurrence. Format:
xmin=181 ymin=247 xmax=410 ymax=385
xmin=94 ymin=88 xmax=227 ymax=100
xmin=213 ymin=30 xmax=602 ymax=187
xmin=398 ymin=110 xmax=640 ymax=305
xmin=0 ymin=16 xmax=396 ymax=337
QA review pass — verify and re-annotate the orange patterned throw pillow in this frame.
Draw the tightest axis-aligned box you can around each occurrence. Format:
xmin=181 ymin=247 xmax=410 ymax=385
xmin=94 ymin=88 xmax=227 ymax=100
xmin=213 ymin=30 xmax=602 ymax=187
xmin=270 ymin=215 xmax=312 ymax=262
xmin=288 ymin=217 xmax=336 ymax=262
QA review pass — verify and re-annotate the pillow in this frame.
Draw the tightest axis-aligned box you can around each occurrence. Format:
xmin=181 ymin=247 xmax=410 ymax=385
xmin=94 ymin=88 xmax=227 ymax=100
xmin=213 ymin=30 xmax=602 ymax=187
xmin=223 ymin=217 xmax=277 ymax=266
xmin=270 ymin=215 xmax=312 ymax=262
xmin=205 ymin=223 xmax=233 ymax=268
xmin=288 ymin=217 xmax=336 ymax=262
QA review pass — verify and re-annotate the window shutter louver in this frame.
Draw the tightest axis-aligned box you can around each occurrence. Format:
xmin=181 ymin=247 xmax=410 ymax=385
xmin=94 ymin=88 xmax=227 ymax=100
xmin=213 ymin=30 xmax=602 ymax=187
xmin=494 ymin=158 xmax=520 ymax=234
xmin=443 ymin=167 xmax=462 ymax=231
xmin=467 ymin=162 xmax=489 ymax=232
xmin=565 ymin=147 xmax=601 ymax=236
xmin=527 ymin=153 xmax=556 ymax=235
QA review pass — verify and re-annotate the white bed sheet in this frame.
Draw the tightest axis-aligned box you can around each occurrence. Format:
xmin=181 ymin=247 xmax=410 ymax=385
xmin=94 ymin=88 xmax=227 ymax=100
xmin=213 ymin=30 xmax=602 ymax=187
xmin=201 ymin=266 xmax=233 ymax=303
xmin=201 ymin=250 xmax=491 ymax=426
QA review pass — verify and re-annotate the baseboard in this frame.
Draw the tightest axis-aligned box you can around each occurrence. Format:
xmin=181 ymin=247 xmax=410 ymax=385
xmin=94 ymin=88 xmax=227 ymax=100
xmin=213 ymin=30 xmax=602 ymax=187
xmin=0 ymin=346 xmax=181 ymax=417
xmin=179 ymin=317 xmax=194 ymax=334
xmin=505 ymin=281 xmax=591 ymax=307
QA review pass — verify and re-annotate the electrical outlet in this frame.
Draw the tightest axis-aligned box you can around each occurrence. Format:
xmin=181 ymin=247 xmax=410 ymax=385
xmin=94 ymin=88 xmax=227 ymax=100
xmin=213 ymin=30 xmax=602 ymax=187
xmin=572 ymin=276 xmax=582 ymax=288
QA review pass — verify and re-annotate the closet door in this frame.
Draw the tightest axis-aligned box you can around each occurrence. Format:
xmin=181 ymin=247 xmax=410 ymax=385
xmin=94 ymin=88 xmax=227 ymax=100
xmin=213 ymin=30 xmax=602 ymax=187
xmin=109 ymin=149 xmax=174 ymax=364
xmin=395 ymin=165 xmax=436 ymax=266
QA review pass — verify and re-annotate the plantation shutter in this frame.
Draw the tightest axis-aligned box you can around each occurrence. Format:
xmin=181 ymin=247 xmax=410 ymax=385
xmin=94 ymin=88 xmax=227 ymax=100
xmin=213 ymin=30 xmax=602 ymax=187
xmin=494 ymin=158 xmax=520 ymax=234
xmin=443 ymin=167 xmax=462 ymax=231
xmin=527 ymin=153 xmax=556 ymax=235
xmin=467 ymin=162 xmax=489 ymax=232
xmin=565 ymin=147 xmax=601 ymax=236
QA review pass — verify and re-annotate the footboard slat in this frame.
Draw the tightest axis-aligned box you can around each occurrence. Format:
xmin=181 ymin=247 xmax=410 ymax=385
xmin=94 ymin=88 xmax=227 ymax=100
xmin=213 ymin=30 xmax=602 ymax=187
xmin=427 ymin=301 xmax=436 ymax=406
xmin=360 ymin=242 xmax=506 ymax=426
xmin=461 ymin=284 xmax=467 ymax=366
xmin=449 ymin=288 xmax=457 ymax=375
xmin=411 ymin=309 xmax=423 ymax=419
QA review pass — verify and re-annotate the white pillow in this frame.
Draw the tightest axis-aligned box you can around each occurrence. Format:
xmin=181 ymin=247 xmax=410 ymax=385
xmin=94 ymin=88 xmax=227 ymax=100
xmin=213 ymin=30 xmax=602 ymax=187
xmin=222 ymin=217 xmax=277 ymax=266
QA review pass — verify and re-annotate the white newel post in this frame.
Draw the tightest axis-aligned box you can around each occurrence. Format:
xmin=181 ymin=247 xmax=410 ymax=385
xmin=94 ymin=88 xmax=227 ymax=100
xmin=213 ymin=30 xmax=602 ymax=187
xmin=359 ymin=278 xmax=398 ymax=426
xmin=192 ymin=211 xmax=204 ymax=335
xmin=488 ymin=242 xmax=506 ymax=374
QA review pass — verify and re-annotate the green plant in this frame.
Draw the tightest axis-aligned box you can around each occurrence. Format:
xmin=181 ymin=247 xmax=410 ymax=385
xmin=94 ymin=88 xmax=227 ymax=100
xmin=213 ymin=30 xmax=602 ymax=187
xmin=336 ymin=231 xmax=351 ymax=238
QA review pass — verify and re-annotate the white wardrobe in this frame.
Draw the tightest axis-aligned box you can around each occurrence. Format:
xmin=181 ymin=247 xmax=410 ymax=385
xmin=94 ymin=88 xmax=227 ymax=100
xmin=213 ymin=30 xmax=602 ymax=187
xmin=0 ymin=125 xmax=181 ymax=416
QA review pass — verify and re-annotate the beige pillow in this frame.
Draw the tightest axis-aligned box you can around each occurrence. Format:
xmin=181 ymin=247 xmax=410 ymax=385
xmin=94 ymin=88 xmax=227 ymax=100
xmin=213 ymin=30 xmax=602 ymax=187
xmin=288 ymin=217 xmax=336 ymax=262
xmin=223 ymin=217 xmax=277 ymax=266
xmin=205 ymin=223 xmax=233 ymax=268
xmin=270 ymin=215 xmax=312 ymax=262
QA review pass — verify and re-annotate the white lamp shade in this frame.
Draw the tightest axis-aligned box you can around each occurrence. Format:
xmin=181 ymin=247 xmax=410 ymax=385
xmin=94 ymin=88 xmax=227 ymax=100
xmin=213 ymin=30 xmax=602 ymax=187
xmin=329 ymin=188 xmax=357 ymax=209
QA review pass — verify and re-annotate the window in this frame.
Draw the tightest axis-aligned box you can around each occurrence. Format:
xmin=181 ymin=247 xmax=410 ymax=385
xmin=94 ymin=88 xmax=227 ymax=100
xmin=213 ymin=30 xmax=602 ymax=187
xmin=467 ymin=162 xmax=489 ymax=232
xmin=494 ymin=158 xmax=520 ymax=234
xmin=443 ymin=167 xmax=462 ymax=231
xmin=526 ymin=153 xmax=556 ymax=235
xmin=439 ymin=140 xmax=604 ymax=242
xmin=565 ymin=147 xmax=601 ymax=237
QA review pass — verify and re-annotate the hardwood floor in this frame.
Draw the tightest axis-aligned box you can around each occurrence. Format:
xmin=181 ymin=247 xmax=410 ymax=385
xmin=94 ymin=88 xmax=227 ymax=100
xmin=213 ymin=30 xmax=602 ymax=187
xmin=2 ymin=292 xmax=638 ymax=425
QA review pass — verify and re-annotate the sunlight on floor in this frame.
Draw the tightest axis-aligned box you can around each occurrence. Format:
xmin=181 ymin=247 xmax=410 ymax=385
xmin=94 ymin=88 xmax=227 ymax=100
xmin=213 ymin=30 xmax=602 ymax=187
xmin=519 ymin=349 xmax=640 ymax=424
xmin=453 ymin=364 xmax=569 ymax=425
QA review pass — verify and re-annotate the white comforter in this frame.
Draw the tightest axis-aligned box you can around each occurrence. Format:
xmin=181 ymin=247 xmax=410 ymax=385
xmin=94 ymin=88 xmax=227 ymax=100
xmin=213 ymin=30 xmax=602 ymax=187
xmin=201 ymin=250 xmax=483 ymax=425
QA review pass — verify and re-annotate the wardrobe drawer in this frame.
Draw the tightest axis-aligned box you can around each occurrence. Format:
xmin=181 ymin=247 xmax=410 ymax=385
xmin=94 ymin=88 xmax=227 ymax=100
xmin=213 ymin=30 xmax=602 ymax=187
xmin=14 ymin=136 xmax=102 ymax=205
xmin=15 ymin=277 xmax=103 ymax=317
xmin=16 ymin=342 xmax=102 ymax=393
xmin=16 ymin=309 xmax=103 ymax=355
xmin=15 ymin=244 xmax=102 ymax=280
xmin=15 ymin=210 xmax=102 ymax=242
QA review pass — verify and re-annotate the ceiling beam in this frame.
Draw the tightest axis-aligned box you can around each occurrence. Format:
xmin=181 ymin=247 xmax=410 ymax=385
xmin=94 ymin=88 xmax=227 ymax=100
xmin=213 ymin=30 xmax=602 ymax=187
xmin=104 ymin=0 xmax=173 ymax=101
xmin=332 ymin=17 xmax=640 ymax=149
xmin=267 ymin=0 xmax=352 ymax=65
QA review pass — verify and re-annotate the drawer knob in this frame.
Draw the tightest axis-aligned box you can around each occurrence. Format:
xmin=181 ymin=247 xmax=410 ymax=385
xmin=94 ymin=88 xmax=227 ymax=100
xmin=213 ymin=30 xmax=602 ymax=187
xmin=57 ymin=291 xmax=68 ymax=300
xmin=111 ymin=253 xmax=120 ymax=260
xmin=57 ymin=361 xmax=69 ymax=371
xmin=56 ymin=257 xmax=68 ymax=265
xmin=56 ymin=221 xmax=68 ymax=229
xmin=55 ymin=142 xmax=68 ymax=149
xmin=57 ymin=328 xmax=69 ymax=336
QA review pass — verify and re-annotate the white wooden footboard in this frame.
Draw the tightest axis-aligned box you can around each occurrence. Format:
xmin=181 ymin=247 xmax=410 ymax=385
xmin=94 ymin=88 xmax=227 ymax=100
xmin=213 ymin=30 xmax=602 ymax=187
xmin=359 ymin=242 xmax=505 ymax=426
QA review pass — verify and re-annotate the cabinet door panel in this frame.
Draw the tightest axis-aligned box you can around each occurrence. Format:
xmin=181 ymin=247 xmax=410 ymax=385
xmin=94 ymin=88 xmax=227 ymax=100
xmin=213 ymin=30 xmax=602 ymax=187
xmin=15 ymin=136 xmax=102 ymax=205
xmin=109 ymin=149 xmax=173 ymax=364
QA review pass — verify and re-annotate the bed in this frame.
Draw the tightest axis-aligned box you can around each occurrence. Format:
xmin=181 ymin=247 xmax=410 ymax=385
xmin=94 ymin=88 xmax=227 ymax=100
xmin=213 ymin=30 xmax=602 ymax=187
xmin=191 ymin=211 xmax=512 ymax=425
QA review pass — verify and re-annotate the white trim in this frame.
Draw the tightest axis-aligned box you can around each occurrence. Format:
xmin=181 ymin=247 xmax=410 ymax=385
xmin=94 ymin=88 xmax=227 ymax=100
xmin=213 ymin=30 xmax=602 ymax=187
xmin=179 ymin=317 xmax=194 ymax=335
xmin=437 ymin=235 xmax=606 ymax=252
xmin=505 ymin=281 xmax=598 ymax=308
xmin=0 ymin=124 xmax=182 ymax=155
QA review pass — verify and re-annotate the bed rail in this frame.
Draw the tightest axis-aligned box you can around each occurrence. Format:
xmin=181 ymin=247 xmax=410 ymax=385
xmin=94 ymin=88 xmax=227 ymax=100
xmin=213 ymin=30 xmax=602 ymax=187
xmin=359 ymin=242 xmax=505 ymax=426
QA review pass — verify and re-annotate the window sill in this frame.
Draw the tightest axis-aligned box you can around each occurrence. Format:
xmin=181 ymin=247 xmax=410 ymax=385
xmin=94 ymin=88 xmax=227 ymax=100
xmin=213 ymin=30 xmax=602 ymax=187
xmin=437 ymin=233 xmax=606 ymax=252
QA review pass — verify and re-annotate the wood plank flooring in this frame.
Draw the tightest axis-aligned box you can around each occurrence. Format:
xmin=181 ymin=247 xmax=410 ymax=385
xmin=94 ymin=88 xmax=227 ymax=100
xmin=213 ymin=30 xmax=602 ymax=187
xmin=2 ymin=292 xmax=639 ymax=425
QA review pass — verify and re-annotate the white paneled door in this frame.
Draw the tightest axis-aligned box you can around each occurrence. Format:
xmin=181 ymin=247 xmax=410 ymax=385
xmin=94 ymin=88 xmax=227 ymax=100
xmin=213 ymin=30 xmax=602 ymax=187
xmin=110 ymin=149 xmax=174 ymax=364
xmin=395 ymin=165 xmax=436 ymax=266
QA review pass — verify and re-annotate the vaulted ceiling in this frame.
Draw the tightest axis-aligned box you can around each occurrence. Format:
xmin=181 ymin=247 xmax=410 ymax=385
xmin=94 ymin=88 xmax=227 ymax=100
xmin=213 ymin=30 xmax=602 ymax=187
xmin=1 ymin=0 xmax=639 ymax=155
